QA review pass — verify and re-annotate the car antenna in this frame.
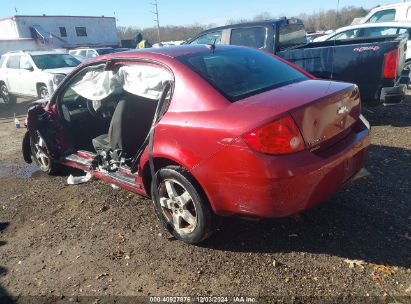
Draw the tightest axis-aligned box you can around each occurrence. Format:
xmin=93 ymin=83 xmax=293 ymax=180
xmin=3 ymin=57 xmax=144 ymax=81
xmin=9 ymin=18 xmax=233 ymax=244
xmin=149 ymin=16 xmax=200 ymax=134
xmin=208 ymin=39 xmax=217 ymax=53
xmin=331 ymin=0 xmax=340 ymax=80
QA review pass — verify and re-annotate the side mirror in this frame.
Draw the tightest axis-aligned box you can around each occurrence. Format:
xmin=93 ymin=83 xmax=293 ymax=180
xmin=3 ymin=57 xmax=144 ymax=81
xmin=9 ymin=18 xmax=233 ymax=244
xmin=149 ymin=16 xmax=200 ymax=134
xmin=23 ymin=64 xmax=34 ymax=72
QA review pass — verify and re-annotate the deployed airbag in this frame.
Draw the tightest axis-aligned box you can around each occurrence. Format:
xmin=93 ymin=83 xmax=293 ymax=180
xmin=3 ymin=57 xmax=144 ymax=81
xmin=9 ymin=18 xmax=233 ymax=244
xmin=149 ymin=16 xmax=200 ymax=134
xmin=119 ymin=65 xmax=172 ymax=100
xmin=70 ymin=64 xmax=172 ymax=105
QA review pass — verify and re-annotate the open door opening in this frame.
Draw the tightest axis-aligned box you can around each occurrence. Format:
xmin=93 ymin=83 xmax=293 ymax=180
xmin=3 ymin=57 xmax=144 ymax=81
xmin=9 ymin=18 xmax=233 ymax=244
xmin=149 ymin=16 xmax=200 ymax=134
xmin=57 ymin=62 xmax=173 ymax=177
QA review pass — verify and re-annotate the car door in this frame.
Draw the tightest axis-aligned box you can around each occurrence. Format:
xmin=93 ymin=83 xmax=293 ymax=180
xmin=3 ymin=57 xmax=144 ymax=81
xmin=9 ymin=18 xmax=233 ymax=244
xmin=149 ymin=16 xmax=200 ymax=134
xmin=5 ymin=55 xmax=21 ymax=94
xmin=19 ymin=55 xmax=37 ymax=97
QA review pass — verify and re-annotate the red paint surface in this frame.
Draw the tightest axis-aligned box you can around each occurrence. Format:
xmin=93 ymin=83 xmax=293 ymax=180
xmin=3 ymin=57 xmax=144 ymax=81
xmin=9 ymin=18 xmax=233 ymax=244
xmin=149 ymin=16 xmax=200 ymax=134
xmin=37 ymin=45 xmax=370 ymax=218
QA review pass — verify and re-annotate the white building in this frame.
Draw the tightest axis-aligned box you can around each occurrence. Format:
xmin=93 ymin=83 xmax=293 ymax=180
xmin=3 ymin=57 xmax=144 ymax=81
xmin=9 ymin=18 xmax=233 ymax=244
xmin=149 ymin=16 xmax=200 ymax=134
xmin=0 ymin=15 xmax=120 ymax=55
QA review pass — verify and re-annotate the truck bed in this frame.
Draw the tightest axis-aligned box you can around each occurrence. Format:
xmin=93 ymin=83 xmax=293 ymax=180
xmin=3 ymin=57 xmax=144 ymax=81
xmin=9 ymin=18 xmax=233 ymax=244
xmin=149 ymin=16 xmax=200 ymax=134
xmin=277 ymin=35 xmax=408 ymax=102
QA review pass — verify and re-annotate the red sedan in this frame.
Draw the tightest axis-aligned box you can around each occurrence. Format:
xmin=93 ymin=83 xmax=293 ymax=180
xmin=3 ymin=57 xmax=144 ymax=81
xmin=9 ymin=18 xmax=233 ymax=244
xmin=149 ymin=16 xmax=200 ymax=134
xmin=22 ymin=45 xmax=370 ymax=244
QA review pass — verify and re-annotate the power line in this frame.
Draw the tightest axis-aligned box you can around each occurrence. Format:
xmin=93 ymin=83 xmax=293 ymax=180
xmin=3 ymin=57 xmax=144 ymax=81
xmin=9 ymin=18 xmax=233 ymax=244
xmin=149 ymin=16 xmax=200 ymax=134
xmin=150 ymin=0 xmax=161 ymax=43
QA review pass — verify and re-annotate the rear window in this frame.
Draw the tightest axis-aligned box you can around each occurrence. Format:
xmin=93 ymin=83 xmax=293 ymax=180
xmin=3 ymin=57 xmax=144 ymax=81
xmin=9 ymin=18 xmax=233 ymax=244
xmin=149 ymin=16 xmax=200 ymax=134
xmin=177 ymin=47 xmax=308 ymax=102
xmin=278 ymin=23 xmax=307 ymax=50
xmin=230 ymin=27 xmax=266 ymax=49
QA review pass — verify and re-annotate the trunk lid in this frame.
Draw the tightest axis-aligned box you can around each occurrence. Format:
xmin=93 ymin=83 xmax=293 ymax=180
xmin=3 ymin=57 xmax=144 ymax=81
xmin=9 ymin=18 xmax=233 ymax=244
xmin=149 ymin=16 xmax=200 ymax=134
xmin=289 ymin=83 xmax=360 ymax=151
xmin=230 ymin=79 xmax=361 ymax=152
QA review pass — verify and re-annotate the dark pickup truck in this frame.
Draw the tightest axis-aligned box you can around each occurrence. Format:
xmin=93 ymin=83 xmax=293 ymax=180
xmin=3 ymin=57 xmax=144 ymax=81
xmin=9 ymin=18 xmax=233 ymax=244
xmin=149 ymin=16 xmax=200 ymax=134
xmin=186 ymin=18 xmax=410 ymax=105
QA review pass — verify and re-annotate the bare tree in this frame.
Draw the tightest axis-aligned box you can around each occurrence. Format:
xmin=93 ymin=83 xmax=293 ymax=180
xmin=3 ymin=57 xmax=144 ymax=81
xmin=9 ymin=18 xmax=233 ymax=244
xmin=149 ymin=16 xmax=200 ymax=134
xmin=117 ymin=5 xmax=369 ymax=44
xmin=253 ymin=11 xmax=273 ymax=21
xmin=117 ymin=24 xmax=205 ymax=44
xmin=299 ymin=6 xmax=367 ymax=32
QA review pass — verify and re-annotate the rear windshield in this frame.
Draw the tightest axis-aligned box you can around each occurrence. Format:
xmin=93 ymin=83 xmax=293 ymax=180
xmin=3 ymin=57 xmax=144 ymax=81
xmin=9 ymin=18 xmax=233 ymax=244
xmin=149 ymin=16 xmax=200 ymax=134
xmin=177 ymin=47 xmax=308 ymax=102
xmin=278 ymin=23 xmax=307 ymax=50
xmin=31 ymin=54 xmax=80 ymax=69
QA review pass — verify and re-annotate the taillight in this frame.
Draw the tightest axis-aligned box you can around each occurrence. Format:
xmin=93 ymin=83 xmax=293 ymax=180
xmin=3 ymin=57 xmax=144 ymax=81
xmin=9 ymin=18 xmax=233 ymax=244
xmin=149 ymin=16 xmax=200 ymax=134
xmin=384 ymin=49 xmax=398 ymax=79
xmin=350 ymin=85 xmax=360 ymax=100
xmin=242 ymin=115 xmax=305 ymax=155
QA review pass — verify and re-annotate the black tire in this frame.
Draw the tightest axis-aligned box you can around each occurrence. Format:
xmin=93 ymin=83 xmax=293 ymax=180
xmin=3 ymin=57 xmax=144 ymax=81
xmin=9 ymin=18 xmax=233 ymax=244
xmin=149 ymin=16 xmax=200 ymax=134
xmin=37 ymin=84 xmax=49 ymax=99
xmin=0 ymin=83 xmax=16 ymax=105
xmin=30 ymin=131 xmax=60 ymax=175
xmin=151 ymin=165 xmax=217 ymax=244
xmin=404 ymin=61 xmax=411 ymax=88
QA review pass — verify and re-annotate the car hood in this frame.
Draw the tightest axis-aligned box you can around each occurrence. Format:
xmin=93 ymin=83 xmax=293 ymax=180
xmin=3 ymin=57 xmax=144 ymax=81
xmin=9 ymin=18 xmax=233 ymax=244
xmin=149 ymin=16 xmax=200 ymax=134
xmin=42 ymin=67 xmax=76 ymax=75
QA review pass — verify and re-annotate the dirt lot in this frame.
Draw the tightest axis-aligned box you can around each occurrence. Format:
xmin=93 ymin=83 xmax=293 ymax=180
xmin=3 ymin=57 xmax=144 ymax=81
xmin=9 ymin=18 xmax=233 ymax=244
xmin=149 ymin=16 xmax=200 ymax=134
xmin=0 ymin=95 xmax=410 ymax=303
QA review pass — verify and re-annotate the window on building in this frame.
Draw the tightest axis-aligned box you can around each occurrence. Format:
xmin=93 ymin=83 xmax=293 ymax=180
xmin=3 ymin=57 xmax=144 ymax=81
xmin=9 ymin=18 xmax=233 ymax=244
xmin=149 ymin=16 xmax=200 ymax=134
xmin=75 ymin=27 xmax=87 ymax=37
xmin=6 ymin=56 xmax=21 ymax=69
xmin=230 ymin=27 xmax=266 ymax=49
xmin=59 ymin=27 xmax=67 ymax=37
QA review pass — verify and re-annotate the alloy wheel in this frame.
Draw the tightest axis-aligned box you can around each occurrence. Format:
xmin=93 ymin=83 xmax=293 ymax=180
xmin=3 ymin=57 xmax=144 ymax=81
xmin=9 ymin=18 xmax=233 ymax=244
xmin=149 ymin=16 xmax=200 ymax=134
xmin=158 ymin=179 xmax=198 ymax=234
xmin=1 ymin=85 xmax=10 ymax=104
xmin=32 ymin=133 xmax=50 ymax=170
xmin=39 ymin=86 xmax=49 ymax=99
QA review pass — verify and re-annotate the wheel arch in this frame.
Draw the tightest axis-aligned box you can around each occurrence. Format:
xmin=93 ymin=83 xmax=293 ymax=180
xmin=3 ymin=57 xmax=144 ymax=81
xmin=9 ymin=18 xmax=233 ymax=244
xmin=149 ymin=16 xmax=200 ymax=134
xmin=141 ymin=157 xmax=184 ymax=197
xmin=0 ymin=80 xmax=8 ymax=91
xmin=36 ymin=82 xmax=47 ymax=95
xmin=0 ymin=80 xmax=16 ymax=104
xmin=22 ymin=131 xmax=33 ymax=164
xmin=141 ymin=156 xmax=210 ymax=206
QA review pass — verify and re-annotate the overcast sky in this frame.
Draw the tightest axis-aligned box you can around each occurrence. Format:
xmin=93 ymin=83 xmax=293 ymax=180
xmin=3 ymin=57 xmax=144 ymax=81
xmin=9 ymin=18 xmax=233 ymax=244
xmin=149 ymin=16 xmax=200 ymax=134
xmin=1 ymin=0 xmax=404 ymax=28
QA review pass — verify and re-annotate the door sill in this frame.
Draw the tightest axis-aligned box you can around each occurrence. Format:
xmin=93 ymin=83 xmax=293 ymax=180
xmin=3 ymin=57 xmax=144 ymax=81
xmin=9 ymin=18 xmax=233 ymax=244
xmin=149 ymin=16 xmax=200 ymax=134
xmin=64 ymin=151 xmax=141 ymax=189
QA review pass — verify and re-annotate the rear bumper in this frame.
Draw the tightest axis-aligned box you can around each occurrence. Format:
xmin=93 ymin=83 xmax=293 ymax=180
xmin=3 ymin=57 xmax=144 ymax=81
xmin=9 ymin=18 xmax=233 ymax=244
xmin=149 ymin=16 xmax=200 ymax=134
xmin=192 ymin=117 xmax=371 ymax=218
xmin=380 ymin=84 xmax=406 ymax=105
xmin=360 ymin=72 xmax=409 ymax=105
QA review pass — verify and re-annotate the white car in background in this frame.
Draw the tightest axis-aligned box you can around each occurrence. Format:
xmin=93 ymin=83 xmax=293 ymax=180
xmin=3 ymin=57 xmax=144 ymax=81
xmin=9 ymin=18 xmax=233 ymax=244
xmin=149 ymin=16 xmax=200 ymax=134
xmin=360 ymin=2 xmax=411 ymax=23
xmin=313 ymin=22 xmax=411 ymax=68
xmin=0 ymin=51 xmax=80 ymax=104
xmin=68 ymin=47 xmax=116 ymax=59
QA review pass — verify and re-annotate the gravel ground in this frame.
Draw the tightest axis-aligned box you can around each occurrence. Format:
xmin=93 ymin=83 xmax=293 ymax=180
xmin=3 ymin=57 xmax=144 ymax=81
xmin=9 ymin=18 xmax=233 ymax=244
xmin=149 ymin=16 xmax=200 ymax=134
xmin=0 ymin=95 xmax=410 ymax=303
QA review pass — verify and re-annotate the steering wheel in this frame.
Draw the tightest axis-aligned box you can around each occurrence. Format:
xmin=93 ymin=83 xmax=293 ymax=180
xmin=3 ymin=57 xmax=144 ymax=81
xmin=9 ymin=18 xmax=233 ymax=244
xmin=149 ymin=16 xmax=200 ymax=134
xmin=86 ymin=99 xmax=104 ymax=117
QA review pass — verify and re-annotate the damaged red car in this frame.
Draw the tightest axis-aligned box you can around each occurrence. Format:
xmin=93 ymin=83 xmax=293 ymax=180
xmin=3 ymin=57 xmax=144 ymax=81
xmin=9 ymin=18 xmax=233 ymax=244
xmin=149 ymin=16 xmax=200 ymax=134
xmin=22 ymin=45 xmax=370 ymax=244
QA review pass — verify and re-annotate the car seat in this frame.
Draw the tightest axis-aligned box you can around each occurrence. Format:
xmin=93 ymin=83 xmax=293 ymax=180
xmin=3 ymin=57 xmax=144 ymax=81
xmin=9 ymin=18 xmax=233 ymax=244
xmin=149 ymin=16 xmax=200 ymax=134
xmin=92 ymin=94 xmax=158 ymax=158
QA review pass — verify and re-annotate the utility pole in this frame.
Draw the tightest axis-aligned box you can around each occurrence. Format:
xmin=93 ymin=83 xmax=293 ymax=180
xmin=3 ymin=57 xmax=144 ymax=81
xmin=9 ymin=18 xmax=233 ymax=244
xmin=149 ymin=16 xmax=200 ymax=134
xmin=150 ymin=0 xmax=161 ymax=43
